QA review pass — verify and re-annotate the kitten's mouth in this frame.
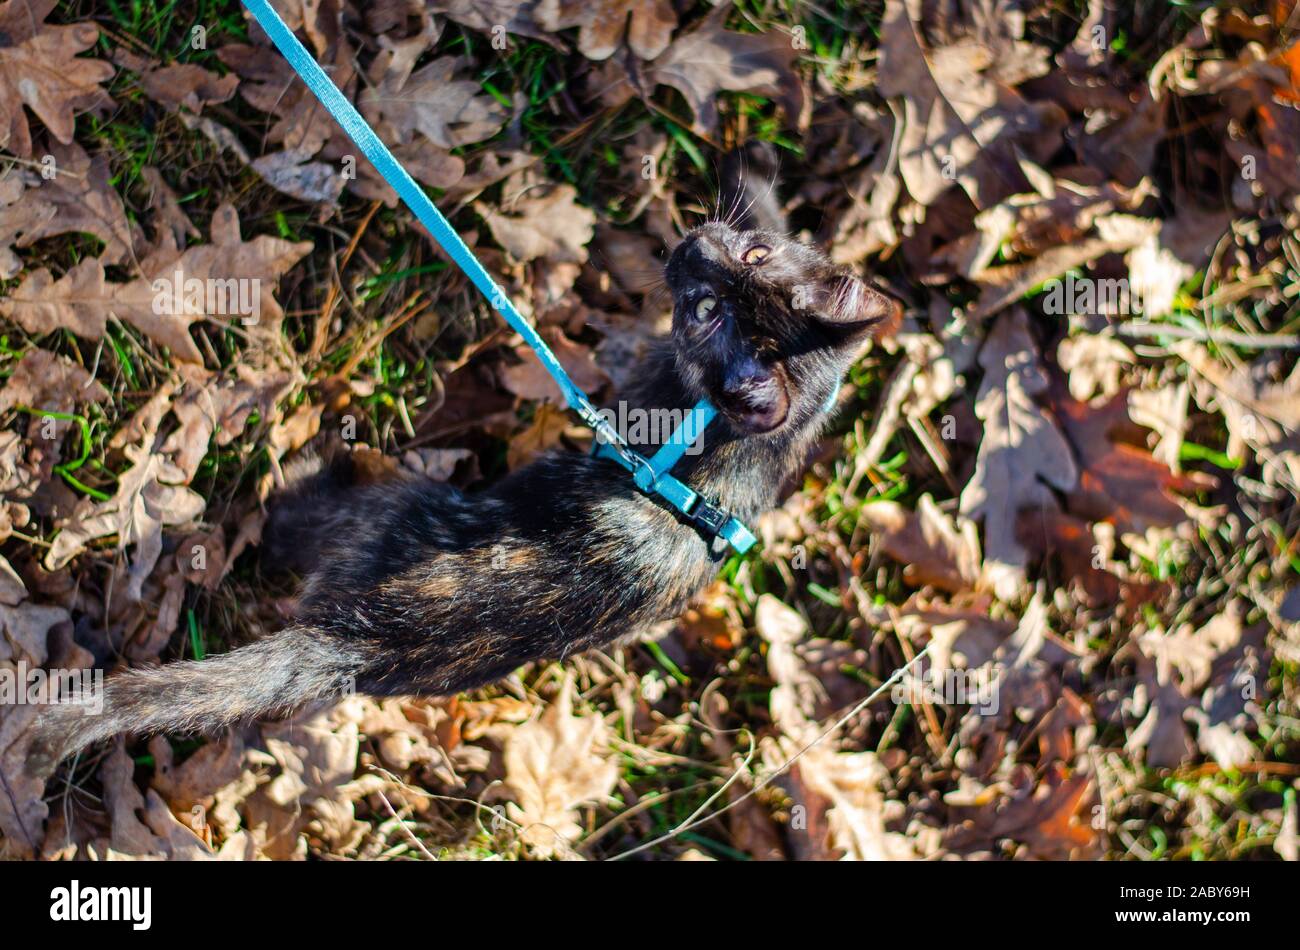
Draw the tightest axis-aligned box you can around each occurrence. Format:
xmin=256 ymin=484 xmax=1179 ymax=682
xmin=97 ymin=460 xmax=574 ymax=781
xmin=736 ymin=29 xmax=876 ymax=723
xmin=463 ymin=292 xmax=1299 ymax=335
xmin=717 ymin=365 xmax=790 ymax=434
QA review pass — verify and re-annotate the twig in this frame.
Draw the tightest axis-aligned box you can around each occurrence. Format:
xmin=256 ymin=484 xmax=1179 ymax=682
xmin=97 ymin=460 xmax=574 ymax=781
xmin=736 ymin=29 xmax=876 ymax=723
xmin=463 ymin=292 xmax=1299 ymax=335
xmin=372 ymin=785 xmax=437 ymax=860
xmin=1117 ymin=321 xmax=1300 ymax=349
xmin=845 ymin=358 xmax=918 ymax=501
xmin=312 ymin=199 xmax=382 ymax=360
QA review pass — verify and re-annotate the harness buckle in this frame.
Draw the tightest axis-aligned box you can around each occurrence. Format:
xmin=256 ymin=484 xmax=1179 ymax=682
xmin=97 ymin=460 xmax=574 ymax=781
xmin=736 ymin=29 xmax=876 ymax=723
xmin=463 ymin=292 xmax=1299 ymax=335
xmin=691 ymin=497 xmax=730 ymax=536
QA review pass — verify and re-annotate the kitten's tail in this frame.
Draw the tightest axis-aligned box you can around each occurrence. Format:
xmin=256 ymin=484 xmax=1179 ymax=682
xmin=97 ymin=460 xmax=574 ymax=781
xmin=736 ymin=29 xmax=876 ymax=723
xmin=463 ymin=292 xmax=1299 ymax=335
xmin=25 ymin=629 xmax=360 ymax=778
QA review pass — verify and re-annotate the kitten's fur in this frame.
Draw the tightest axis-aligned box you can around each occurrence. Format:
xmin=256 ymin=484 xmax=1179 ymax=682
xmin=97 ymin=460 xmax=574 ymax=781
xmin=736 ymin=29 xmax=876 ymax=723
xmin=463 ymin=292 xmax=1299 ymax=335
xmin=27 ymin=146 xmax=899 ymax=775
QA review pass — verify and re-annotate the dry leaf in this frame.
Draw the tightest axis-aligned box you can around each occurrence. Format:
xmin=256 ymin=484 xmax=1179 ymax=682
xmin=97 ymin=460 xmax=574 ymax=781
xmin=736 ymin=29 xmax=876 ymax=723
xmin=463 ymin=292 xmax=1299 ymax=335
xmin=537 ymin=0 xmax=676 ymax=60
xmin=45 ymin=443 xmax=207 ymax=602
xmin=507 ymin=403 xmax=572 ymax=469
xmin=755 ymin=594 xmax=921 ymax=860
xmin=1057 ymin=334 xmax=1135 ymax=402
xmin=0 ymin=139 xmax=135 ymax=268
xmin=0 ymin=0 xmax=114 ymax=157
xmin=877 ymin=0 xmax=1062 ymax=208
xmin=138 ymin=62 xmax=239 ymax=114
xmin=361 ymin=52 xmax=506 ymax=155
xmin=477 ymin=175 xmax=596 ymax=264
xmin=858 ymin=494 xmax=983 ymax=593
xmin=502 ymin=673 xmax=617 ymax=857
xmin=959 ymin=308 xmax=1078 ymax=601
xmin=2 ymin=203 xmax=312 ymax=363
xmin=499 ymin=328 xmax=609 ymax=403
xmin=1051 ymin=384 xmax=1213 ymax=536
xmin=594 ymin=7 xmax=805 ymax=136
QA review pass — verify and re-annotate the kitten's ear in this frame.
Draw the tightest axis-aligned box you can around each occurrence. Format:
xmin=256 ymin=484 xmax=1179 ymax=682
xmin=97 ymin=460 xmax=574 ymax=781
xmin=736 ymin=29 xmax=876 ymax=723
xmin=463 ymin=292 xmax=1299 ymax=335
xmin=813 ymin=275 xmax=902 ymax=339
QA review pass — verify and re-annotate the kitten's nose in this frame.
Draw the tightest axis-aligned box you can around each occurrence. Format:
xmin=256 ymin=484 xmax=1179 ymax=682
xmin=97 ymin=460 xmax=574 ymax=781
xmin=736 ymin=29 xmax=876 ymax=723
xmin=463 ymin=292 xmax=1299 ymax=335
xmin=722 ymin=354 xmax=771 ymax=394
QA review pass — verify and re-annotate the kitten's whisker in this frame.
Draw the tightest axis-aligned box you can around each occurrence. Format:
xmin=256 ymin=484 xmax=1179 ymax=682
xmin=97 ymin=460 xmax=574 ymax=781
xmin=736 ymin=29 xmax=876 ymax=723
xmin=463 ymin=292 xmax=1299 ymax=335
xmin=734 ymin=166 xmax=779 ymax=233
xmin=717 ymin=147 xmax=745 ymax=228
xmin=722 ymin=159 xmax=747 ymax=228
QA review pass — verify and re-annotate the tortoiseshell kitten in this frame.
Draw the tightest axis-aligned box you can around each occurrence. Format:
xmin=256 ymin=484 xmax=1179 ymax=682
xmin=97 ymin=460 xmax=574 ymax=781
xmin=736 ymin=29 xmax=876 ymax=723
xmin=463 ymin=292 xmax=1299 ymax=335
xmin=29 ymin=145 xmax=900 ymax=774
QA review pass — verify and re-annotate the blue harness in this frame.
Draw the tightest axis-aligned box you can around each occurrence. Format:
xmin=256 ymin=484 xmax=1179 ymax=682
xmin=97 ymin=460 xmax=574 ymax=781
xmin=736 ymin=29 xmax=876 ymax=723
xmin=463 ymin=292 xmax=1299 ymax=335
xmin=241 ymin=0 xmax=754 ymax=554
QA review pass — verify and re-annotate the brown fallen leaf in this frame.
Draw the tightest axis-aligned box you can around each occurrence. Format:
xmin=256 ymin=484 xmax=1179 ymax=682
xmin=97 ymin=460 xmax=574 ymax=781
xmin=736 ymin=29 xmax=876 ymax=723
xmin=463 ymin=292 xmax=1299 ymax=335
xmin=141 ymin=166 xmax=200 ymax=252
xmin=969 ymin=214 xmax=1159 ymax=319
xmin=592 ymin=6 xmax=805 ymax=137
xmin=0 ymin=348 xmax=108 ymax=492
xmin=98 ymin=742 xmax=214 ymax=860
xmin=476 ymin=172 xmax=596 ymax=264
xmin=245 ymin=699 xmax=377 ymax=859
xmin=360 ymin=50 xmax=506 ymax=159
xmin=893 ymin=594 xmax=1015 ymax=680
xmin=148 ymin=731 xmax=249 ymax=824
xmin=933 ymin=173 xmax=1152 ymax=279
xmin=877 ymin=0 xmax=1063 ymax=209
xmin=989 ymin=765 xmax=1095 ymax=859
xmin=499 ymin=328 xmax=609 ymax=403
xmin=159 ymin=363 xmax=297 ymax=482
xmin=0 ymin=0 xmax=114 ymax=157
xmin=958 ymin=308 xmax=1078 ymax=601
xmin=428 ymin=0 xmax=563 ymax=49
xmin=857 ymin=494 xmax=984 ymax=594
xmin=137 ymin=62 xmax=239 ymax=114
xmin=754 ymin=594 xmax=922 ymax=860
xmin=1125 ymin=207 xmax=1229 ymax=319
xmin=538 ymin=0 xmax=676 ymax=60
xmin=0 ymin=347 xmax=108 ymax=433
xmin=1 ymin=203 xmax=312 ymax=363
xmin=1128 ymin=603 xmax=1265 ymax=771
xmin=0 ymin=606 xmax=81 ymax=855
xmin=218 ymin=39 xmax=347 ymax=156
xmin=1179 ymin=342 xmax=1300 ymax=493
xmin=502 ymin=672 xmax=618 ymax=857
xmin=0 ymin=138 xmax=136 ymax=269
xmin=1015 ymin=507 xmax=1123 ymax=607
xmin=676 ymin=580 xmax=745 ymax=652
xmin=1128 ymin=381 xmax=1190 ymax=472
xmin=1057 ymin=333 xmax=1135 ymax=403
xmin=1125 ymin=654 xmax=1197 ymax=769
xmin=45 ymin=442 xmax=207 ymax=602
xmin=215 ymin=37 xmax=363 ymax=204
xmin=1049 ymin=383 xmax=1213 ymax=536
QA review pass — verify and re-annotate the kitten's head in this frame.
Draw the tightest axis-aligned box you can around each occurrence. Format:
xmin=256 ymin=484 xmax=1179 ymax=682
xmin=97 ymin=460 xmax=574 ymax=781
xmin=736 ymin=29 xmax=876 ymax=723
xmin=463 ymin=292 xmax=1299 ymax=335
xmin=664 ymin=222 xmax=900 ymax=435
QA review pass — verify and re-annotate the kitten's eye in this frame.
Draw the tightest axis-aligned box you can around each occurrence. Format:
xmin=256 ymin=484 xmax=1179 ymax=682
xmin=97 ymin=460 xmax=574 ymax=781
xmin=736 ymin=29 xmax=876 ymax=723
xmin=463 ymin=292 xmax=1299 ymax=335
xmin=694 ymin=295 xmax=717 ymax=321
xmin=741 ymin=244 xmax=771 ymax=264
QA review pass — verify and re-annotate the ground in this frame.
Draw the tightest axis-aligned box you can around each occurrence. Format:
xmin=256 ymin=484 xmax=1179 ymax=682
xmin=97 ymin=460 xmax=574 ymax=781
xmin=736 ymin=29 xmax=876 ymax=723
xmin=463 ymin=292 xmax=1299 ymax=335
xmin=0 ymin=0 xmax=1297 ymax=861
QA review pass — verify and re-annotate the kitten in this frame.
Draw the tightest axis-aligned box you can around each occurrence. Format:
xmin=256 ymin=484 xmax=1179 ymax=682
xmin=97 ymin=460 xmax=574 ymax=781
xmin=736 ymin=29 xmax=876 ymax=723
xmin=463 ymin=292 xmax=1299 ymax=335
xmin=27 ymin=147 xmax=900 ymax=775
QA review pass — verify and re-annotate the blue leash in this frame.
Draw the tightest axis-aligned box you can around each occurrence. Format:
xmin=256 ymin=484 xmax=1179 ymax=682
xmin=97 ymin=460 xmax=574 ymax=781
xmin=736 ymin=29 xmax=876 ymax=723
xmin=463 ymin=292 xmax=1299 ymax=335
xmin=240 ymin=0 xmax=754 ymax=554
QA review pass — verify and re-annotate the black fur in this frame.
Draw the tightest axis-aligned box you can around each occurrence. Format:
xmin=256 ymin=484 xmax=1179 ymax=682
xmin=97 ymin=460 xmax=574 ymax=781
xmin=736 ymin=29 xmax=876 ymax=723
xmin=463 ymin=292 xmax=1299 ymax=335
xmin=27 ymin=149 xmax=900 ymax=776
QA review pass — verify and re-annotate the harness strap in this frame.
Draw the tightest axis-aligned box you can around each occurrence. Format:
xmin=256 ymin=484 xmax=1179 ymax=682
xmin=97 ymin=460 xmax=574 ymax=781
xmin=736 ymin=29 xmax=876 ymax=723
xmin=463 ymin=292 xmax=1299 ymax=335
xmin=592 ymin=399 xmax=755 ymax=554
xmin=240 ymin=0 xmax=754 ymax=554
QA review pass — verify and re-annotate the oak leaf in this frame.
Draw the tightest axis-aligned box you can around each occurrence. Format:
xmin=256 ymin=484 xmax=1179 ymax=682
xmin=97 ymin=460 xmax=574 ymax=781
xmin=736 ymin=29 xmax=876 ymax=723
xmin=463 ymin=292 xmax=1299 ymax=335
xmin=502 ymin=673 xmax=617 ymax=857
xmin=958 ymin=308 xmax=1077 ymax=601
xmin=476 ymin=175 xmax=596 ymax=264
xmin=857 ymin=494 xmax=983 ymax=594
xmin=1 ymin=203 xmax=311 ymax=363
xmin=45 ymin=443 xmax=207 ymax=602
xmin=537 ymin=0 xmax=676 ymax=60
xmin=0 ymin=0 xmax=113 ymax=157
xmin=592 ymin=7 xmax=805 ymax=136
